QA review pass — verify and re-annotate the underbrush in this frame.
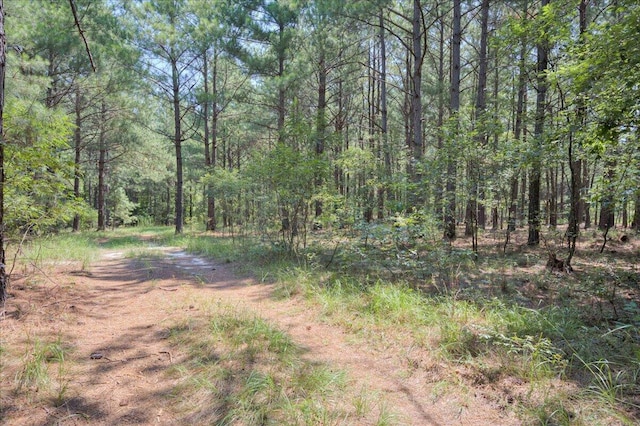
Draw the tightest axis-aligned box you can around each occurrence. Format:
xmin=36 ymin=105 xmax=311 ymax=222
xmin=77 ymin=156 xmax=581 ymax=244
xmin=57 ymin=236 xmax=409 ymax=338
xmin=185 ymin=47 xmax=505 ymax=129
xmin=8 ymin=224 xmax=639 ymax=424
xmin=174 ymin=225 xmax=640 ymax=425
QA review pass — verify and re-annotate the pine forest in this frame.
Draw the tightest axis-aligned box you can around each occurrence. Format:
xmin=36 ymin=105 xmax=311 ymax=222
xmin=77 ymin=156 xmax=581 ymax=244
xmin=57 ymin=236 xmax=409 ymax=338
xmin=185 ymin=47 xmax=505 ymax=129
xmin=1 ymin=0 xmax=639 ymax=424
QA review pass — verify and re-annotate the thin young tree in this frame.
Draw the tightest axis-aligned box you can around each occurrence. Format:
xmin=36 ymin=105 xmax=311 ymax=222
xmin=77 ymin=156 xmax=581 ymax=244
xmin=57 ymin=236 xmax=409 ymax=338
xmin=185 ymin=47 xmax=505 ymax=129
xmin=445 ymin=0 xmax=461 ymax=240
xmin=0 ymin=0 xmax=7 ymax=308
xmin=527 ymin=0 xmax=550 ymax=246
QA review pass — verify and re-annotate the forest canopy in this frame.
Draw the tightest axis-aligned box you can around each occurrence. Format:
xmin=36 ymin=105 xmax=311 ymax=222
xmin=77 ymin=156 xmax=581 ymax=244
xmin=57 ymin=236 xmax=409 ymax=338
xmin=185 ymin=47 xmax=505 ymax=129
xmin=0 ymin=0 xmax=639 ymax=254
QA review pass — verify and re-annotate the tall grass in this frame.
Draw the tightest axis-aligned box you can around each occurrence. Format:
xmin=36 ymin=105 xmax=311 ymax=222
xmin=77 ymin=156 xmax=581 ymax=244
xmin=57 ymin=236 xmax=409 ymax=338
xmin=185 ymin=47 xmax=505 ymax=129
xmin=16 ymin=233 xmax=100 ymax=271
xmin=15 ymin=336 xmax=70 ymax=404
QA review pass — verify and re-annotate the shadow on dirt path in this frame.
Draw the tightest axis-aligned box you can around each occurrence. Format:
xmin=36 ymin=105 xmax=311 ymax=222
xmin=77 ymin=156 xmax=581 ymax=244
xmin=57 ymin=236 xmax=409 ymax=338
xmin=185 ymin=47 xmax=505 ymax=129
xmin=2 ymin=246 xmax=517 ymax=425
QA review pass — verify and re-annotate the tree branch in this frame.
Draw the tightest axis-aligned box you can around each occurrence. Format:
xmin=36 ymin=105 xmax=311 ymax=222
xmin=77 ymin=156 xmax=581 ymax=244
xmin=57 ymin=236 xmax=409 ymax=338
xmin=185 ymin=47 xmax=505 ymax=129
xmin=68 ymin=0 xmax=97 ymax=72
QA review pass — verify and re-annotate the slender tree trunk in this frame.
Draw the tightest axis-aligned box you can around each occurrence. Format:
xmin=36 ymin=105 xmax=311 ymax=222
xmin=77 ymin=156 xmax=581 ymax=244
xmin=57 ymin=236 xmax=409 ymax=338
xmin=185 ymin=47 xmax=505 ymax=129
xmin=209 ymin=49 xmax=219 ymax=230
xmin=549 ymin=166 xmax=558 ymax=228
xmin=172 ymin=53 xmax=184 ymax=234
xmin=435 ymin=4 xmax=445 ymax=221
xmin=97 ymin=103 xmax=107 ymax=231
xmin=512 ymin=11 xmax=529 ymax=231
xmin=379 ymin=11 xmax=389 ymax=219
xmin=567 ymin=130 xmax=579 ymax=265
xmin=632 ymin=193 xmax=640 ymax=232
xmin=72 ymin=85 xmax=82 ymax=231
xmin=411 ymin=0 xmax=423 ymax=188
xmin=560 ymin=162 xmax=566 ymax=217
xmin=404 ymin=50 xmax=411 ymax=174
xmin=315 ymin=44 xmax=326 ymax=218
xmin=465 ymin=0 xmax=489 ymax=243
xmin=277 ymin=22 xmax=286 ymax=140
xmin=0 ymin=0 xmax=7 ymax=307
xmin=598 ymin=161 xmax=615 ymax=230
xmin=202 ymin=49 xmax=215 ymax=231
xmin=567 ymin=0 xmax=588 ymax=265
xmin=583 ymin=161 xmax=592 ymax=228
xmin=445 ymin=0 xmax=461 ymax=240
xmin=364 ymin=43 xmax=375 ymax=223
xmin=491 ymin=36 xmax=500 ymax=230
xmin=528 ymin=0 xmax=550 ymax=245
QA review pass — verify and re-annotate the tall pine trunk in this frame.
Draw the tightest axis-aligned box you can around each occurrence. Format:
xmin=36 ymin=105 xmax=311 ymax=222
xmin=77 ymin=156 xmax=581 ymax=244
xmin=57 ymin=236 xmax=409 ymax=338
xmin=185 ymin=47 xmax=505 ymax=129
xmin=566 ymin=0 xmax=588 ymax=266
xmin=527 ymin=0 xmax=550 ymax=246
xmin=445 ymin=0 xmax=461 ymax=240
xmin=97 ymin=102 xmax=107 ymax=231
xmin=379 ymin=11 xmax=389 ymax=219
xmin=411 ymin=0 xmax=423 ymax=191
xmin=434 ymin=3 xmax=446 ymax=222
xmin=172 ymin=49 xmax=184 ymax=234
xmin=315 ymin=44 xmax=326 ymax=218
xmin=72 ymin=86 xmax=82 ymax=231
xmin=465 ymin=0 xmax=489 ymax=248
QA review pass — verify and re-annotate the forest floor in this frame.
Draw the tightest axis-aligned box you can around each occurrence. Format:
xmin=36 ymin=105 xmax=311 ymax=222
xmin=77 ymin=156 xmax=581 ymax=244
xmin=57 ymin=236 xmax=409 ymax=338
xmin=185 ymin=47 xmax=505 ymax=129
xmin=0 ymin=239 xmax=523 ymax=425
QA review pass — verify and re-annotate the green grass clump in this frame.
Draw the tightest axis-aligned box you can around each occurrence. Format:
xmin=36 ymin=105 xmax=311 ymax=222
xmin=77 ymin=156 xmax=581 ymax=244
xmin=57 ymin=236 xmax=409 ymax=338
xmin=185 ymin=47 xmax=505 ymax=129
xmin=15 ymin=336 xmax=70 ymax=404
xmin=166 ymin=306 xmax=347 ymax=424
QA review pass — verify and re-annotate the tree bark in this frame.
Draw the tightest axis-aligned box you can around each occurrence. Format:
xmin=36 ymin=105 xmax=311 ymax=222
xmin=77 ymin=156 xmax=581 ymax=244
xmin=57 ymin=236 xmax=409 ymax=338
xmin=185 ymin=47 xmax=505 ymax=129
xmin=72 ymin=85 xmax=82 ymax=231
xmin=527 ymin=0 xmax=550 ymax=246
xmin=411 ymin=0 xmax=423 ymax=179
xmin=549 ymin=166 xmax=558 ymax=228
xmin=379 ymin=11 xmax=389 ymax=219
xmin=632 ymin=193 xmax=640 ymax=232
xmin=277 ymin=22 xmax=286 ymax=140
xmin=465 ymin=0 xmax=489 ymax=241
xmin=315 ymin=42 xmax=326 ymax=218
xmin=434 ymin=2 xmax=445 ymax=221
xmin=97 ymin=102 xmax=107 ymax=231
xmin=445 ymin=0 xmax=461 ymax=240
xmin=598 ymin=161 xmax=615 ymax=230
xmin=583 ymin=160 xmax=592 ymax=228
xmin=566 ymin=0 xmax=588 ymax=266
xmin=202 ymin=49 xmax=215 ymax=231
xmin=172 ymin=49 xmax=184 ymax=234
xmin=209 ymin=49 xmax=219 ymax=230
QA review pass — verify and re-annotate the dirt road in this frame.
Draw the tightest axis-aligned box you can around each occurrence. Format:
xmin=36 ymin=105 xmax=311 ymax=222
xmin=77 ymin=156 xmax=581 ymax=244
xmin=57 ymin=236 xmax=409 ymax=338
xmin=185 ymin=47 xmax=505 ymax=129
xmin=2 ymin=247 xmax=516 ymax=425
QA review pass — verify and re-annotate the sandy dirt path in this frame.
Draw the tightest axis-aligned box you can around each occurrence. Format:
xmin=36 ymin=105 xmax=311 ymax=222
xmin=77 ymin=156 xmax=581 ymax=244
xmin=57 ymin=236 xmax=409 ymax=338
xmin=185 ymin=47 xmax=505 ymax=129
xmin=2 ymin=247 xmax=517 ymax=425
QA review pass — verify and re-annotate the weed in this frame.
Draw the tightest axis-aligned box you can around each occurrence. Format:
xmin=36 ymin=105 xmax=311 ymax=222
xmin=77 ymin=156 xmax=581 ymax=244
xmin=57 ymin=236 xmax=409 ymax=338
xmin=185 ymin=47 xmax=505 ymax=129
xmin=522 ymin=397 xmax=575 ymax=426
xmin=353 ymin=387 xmax=373 ymax=418
xmin=15 ymin=336 xmax=69 ymax=403
xmin=375 ymin=400 xmax=399 ymax=426
xmin=581 ymin=360 xmax=635 ymax=408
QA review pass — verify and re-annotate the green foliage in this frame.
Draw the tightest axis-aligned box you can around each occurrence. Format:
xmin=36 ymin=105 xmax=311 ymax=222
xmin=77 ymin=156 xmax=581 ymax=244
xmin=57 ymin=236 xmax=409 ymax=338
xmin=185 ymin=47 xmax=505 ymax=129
xmin=108 ymin=187 xmax=138 ymax=227
xmin=4 ymin=95 xmax=83 ymax=233
xmin=247 ymin=136 xmax=327 ymax=249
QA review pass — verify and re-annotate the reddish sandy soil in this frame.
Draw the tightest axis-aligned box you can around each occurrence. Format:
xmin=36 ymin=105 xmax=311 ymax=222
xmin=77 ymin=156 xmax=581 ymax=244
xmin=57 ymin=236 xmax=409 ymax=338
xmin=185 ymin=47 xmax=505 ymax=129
xmin=1 ymin=246 xmax=520 ymax=425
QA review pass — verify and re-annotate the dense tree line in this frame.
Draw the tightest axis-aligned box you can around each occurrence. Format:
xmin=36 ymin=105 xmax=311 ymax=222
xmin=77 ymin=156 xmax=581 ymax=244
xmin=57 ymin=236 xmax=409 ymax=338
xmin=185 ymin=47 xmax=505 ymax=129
xmin=1 ymin=0 xmax=639 ymax=302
